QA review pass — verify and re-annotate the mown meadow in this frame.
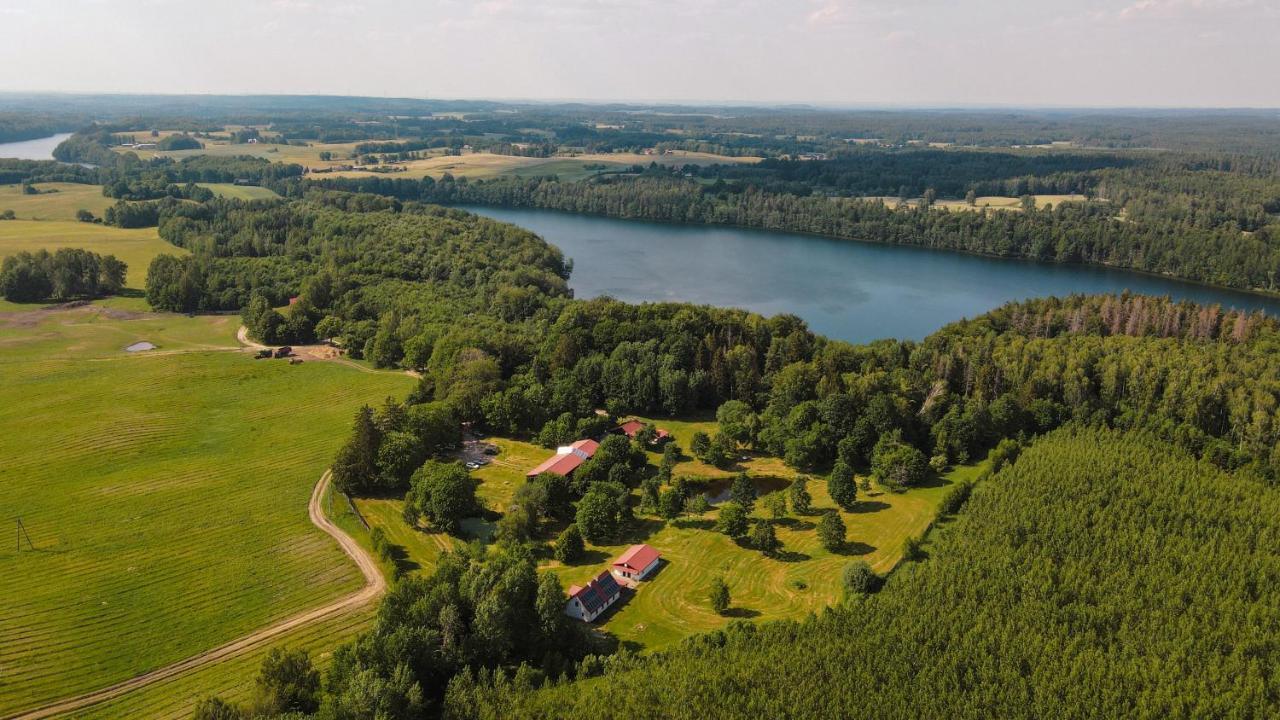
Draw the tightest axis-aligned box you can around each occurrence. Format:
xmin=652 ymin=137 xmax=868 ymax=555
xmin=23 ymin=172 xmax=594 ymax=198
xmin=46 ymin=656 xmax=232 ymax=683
xmin=0 ymin=306 xmax=412 ymax=716
xmin=355 ymin=425 xmax=974 ymax=652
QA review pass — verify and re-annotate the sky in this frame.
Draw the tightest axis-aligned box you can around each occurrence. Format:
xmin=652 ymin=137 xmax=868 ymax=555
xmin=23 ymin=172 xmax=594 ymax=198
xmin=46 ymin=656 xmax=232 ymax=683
xmin=1 ymin=0 xmax=1278 ymax=107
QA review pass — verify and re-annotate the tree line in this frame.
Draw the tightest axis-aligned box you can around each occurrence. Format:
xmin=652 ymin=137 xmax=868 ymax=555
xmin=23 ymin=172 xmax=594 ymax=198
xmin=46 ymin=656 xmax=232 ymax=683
xmin=0 ymin=248 xmax=126 ymax=302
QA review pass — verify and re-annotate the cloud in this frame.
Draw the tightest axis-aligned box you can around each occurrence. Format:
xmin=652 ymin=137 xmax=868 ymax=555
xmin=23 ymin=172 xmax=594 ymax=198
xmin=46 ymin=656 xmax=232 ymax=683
xmin=807 ymin=1 xmax=842 ymax=25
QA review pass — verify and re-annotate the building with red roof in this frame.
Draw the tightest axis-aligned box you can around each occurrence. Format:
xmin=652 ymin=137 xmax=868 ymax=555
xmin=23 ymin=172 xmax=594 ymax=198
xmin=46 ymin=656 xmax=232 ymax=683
xmin=615 ymin=420 xmax=671 ymax=444
xmin=564 ymin=570 xmax=622 ymax=622
xmin=526 ymin=438 xmax=599 ymax=479
xmin=611 ymin=544 xmax=661 ymax=582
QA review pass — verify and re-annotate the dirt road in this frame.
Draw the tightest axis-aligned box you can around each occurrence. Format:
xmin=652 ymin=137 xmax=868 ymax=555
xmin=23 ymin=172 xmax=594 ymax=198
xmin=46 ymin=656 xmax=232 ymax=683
xmin=5 ymin=471 xmax=385 ymax=720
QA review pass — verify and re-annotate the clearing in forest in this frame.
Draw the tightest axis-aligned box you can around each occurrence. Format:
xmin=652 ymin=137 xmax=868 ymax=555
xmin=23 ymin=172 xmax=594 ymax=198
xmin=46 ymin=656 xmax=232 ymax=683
xmin=354 ymin=418 xmax=971 ymax=652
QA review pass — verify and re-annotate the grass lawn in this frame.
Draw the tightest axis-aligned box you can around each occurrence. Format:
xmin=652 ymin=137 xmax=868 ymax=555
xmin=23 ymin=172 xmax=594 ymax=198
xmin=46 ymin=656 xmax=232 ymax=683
xmin=0 ymin=219 xmax=185 ymax=292
xmin=196 ymin=183 xmax=281 ymax=201
xmin=372 ymin=422 xmax=971 ymax=653
xmin=0 ymin=305 xmax=413 ymax=716
xmin=0 ymin=182 xmax=114 ymax=221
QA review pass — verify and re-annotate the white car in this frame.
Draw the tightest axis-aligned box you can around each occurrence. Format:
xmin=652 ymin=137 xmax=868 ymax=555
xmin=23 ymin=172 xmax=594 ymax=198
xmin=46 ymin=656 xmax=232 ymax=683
xmin=465 ymin=461 xmax=480 ymax=470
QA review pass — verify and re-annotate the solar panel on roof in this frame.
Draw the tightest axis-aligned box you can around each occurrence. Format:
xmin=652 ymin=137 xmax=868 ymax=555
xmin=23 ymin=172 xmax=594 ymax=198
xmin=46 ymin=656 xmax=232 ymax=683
xmin=597 ymin=574 xmax=621 ymax=597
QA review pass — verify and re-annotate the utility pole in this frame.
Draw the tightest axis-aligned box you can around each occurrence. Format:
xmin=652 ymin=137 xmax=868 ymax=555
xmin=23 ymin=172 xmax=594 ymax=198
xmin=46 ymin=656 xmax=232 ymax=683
xmin=15 ymin=518 xmax=34 ymax=552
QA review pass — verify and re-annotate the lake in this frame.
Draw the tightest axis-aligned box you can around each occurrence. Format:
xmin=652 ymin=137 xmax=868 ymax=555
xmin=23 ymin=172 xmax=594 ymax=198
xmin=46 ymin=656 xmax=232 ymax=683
xmin=461 ymin=205 xmax=1280 ymax=343
xmin=0 ymin=133 xmax=73 ymax=160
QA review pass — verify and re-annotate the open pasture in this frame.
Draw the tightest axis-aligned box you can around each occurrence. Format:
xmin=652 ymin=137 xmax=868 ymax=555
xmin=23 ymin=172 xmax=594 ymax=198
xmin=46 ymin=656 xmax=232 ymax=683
xmin=0 ymin=182 xmax=114 ymax=221
xmin=0 ymin=305 xmax=412 ymax=716
xmin=319 ymin=150 xmax=759 ymax=181
xmin=196 ymin=183 xmax=281 ymax=201
xmin=117 ymin=137 xmax=370 ymax=169
xmin=0 ymin=219 xmax=183 ymax=294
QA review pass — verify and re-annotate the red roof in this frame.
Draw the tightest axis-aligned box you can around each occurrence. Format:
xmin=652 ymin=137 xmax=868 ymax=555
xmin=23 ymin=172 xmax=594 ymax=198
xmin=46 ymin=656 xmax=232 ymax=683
xmin=617 ymin=421 xmax=671 ymax=440
xmin=612 ymin=544 xmax=661 ymax=573
xmin=527 ymin=438 xmax=600 ymax=478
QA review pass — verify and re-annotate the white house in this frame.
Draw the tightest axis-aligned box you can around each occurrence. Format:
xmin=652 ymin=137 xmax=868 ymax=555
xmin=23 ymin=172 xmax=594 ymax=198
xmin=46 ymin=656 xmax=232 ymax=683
xmin=611 ymin=544 xmax=661 ymax=583
xmin=564 ymin=570 xmax=622 ymax=622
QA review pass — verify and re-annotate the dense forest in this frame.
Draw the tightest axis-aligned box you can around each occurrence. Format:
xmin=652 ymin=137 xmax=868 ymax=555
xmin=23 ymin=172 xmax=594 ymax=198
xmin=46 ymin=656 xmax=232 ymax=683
xmin=446 ymin=427 xmax=1280 ymax=719
xmin=0 ymin=112 xmax=77 ymax=144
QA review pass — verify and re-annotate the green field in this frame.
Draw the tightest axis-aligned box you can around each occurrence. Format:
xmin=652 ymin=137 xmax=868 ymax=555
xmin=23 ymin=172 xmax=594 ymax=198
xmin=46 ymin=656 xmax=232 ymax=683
xmin=0 ymin=305 xmax=413 ymax=716
xmin=0 ymin=182 xmax=115 ymax=221
xmin=0 ymin=219 xmax=183 ymax=295
xmin=196 ymin=183 xmax=281 ymax=201
xmin=356 ymin=424 xmax=971 ymax=652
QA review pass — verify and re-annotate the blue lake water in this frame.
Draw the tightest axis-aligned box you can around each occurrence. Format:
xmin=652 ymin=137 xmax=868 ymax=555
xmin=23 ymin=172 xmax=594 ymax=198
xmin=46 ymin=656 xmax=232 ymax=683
xmin=461 ymin=205 xmax=1280 ymax=343
xmin=0 ymin=133 xmax=72 ymax=160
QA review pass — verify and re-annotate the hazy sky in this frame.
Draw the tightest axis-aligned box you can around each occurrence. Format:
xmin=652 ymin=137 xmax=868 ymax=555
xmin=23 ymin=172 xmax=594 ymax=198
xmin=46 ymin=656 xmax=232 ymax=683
xmin=1 ymin=0 xmax=1277 ymax=107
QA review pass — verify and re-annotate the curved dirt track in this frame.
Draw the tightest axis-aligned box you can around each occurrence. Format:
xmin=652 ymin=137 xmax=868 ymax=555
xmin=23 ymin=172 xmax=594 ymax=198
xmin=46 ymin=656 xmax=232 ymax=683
xmin=5 ymin=471 xmax=385 ymax=720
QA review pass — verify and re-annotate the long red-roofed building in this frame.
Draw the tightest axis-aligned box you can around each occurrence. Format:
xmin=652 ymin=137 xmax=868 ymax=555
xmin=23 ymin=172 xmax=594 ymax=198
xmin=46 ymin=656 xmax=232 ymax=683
xmin=526 ymin=438 xmax=599 ymax=479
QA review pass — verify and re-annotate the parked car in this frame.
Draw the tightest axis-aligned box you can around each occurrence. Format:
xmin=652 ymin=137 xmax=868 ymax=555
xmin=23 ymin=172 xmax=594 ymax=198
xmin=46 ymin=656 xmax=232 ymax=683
xmin=254 ymin=349 xmax=272 ymax=359
xmin=273 ymin=346 xmax=292 ymax=358
xmin=465 ymin=461 xmax=480 ymax=470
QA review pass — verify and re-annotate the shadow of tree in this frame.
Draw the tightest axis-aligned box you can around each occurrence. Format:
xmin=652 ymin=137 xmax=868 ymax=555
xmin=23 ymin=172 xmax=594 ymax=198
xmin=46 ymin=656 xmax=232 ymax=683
xmin=621 ymin=517 xmax=666 ymax=543
xmin=672 ymin=517 xmax=715 ymax=531
xmin=774 ymin=517 xmax=815 ymax=531
xmin=771 ymin=549 xmax=811 ymax=563
xmin=721 ymin=607 xmax=761 ymax=619
xmin=851 ymin=500 xmax=890 ymax=514
xmin=835 ymin=541 xmax=876 ymax=556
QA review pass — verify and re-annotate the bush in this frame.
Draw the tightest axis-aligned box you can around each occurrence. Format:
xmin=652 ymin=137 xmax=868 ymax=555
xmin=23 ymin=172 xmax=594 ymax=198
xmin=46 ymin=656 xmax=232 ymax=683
xmin=938 ymin=480 xmax=974 ymax=516
xmin=714 ymin=502 xmax=750 ymax=538
xmin=789 ymin=477 xmax=812 ymax=515
xmin=554 ymin=523 xmax=585 ymax=564
xmin=750 ymin=520 xmax=780 ymax=554
xmin=828 ymin=461 xmax=858 ymax=510
xmin=871 ymin=431 xmax=928 ymax=491
xmin=842 ymin=561 xmax=880 ymax=596
xmin=817 ymin=511 xmax=846 ymax=551
xmin=989 ymin=437 xmax=1023 ymax=472
xmin=903 ymin=535 xmax=925 ymax=561
xmin=709 ymin=577 xmax=730 ymax=614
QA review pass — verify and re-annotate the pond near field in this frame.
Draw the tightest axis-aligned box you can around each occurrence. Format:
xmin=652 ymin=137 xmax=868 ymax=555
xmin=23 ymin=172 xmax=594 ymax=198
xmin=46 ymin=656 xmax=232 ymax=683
xmin=459 ymin=205 xmax=1280 ymax=343
xmin=0 ymin=133 xmax=72 ymax=160
xmin=703 ymin=476 xmax=791 ymax=505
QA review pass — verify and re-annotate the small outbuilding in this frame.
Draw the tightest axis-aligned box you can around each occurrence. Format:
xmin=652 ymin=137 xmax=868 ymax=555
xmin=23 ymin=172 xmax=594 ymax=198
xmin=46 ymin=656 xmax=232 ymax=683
xmin=611 ymin=544 xmax=661 ymax=583
xmin=614 ymin=419 xmax=671 ymax=445
xmin=564 ymin=570 xmax=622 ymax=622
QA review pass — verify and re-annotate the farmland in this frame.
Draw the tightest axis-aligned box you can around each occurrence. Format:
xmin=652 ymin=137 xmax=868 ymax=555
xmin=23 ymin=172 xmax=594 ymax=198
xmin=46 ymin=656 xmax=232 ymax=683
xmin=318 ymin=150 xmax=759 ymax=181
xmin=0 ymin=219 xmax=181 ymax=304
xmin=356 ymin=426 xmax=972 ymax=653
xmin=0 ymin=182 xmax=114 ymax=220
xmin=873 ymin=193 xmax=1092 ymax=211
xmin=0 ymin=304 xmax=412 ymax=717
xmin=195 ymin=183 xmax=281 ymax=201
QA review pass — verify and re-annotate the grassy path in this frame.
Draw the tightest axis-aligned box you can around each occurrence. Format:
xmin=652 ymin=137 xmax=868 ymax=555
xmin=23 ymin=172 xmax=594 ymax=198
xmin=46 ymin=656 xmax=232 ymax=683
xmin=3 ymin=471 xmax=386 ymax=720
